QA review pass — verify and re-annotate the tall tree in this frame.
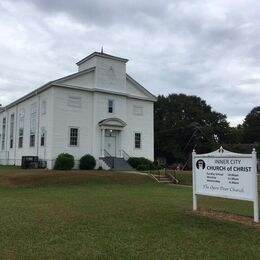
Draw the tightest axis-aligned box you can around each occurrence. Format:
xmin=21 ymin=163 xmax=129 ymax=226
xmin=223 ymin=126 xmax=243 ymax=144
xmin=154 ymin=94 xmax=230 ymax=164
xmin=242 ymin=106 xmax=260 ymax=143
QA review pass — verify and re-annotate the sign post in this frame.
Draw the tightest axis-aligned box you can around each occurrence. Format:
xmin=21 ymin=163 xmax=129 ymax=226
xmin=192 ymin=147 xmax=259 ymax=223
xmin=192 ymin=149 xmax=197 ymax=211
xmin=252 ymin=149 xmax=259 ymax=222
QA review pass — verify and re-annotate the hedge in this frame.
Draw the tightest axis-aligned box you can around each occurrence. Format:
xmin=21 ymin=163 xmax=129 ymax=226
xmin=128 ymin=157 xmax=154 ymax=171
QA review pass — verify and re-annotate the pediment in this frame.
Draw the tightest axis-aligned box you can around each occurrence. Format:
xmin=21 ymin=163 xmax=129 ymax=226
xmin=98 ymin=117 xmax=127 ymax=128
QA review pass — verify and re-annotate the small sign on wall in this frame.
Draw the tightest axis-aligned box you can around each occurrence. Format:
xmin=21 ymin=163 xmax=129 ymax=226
xmin=192 ymin=147 xmax=259 ymax=222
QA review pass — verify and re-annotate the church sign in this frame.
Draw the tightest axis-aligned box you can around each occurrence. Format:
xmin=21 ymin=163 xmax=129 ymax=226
xmin=192 ymin=147 xmax=259 ymax=222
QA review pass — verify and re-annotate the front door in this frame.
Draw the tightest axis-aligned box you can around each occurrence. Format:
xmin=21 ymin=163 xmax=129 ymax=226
xmin=105 ymin=136 xmax=116 ymax=156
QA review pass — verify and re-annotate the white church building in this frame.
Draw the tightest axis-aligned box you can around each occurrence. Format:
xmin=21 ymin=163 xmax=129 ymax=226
xmin=0 ymin=51 xmax=156 ymax=169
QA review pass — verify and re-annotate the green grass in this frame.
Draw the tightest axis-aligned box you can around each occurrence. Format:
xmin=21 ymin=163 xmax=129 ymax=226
xmin=174 ymin=171 xmax=193 ymax=185
xmin=0 ymin=167 xmax=260 ymax=259
xmin=150 ymin=169 xmax=260 ymax=189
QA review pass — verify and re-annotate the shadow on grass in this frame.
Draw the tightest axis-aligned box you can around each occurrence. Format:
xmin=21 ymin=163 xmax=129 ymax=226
xmin=0 ymin=169 xmax=153 ymax=188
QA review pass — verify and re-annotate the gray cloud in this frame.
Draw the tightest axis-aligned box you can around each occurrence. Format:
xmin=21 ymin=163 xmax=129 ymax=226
xmin=12 ymin=0 xmax=170 ymax=27
xmin=0 ymin=0 xmax=260 ymax=126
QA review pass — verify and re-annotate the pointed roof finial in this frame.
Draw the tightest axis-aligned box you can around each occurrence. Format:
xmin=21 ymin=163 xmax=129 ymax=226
xmin=101 ymin=46 xmax=104 ymax=53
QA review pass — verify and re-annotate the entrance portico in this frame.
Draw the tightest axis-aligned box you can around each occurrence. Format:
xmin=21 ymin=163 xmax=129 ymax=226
xmin=98 ymin=118 xmax=127 ymax=157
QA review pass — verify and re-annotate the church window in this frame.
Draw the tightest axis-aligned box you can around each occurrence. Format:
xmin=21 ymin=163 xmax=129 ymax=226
xmin=134 ymin=132 xmax=141 ymax=149
xmin=30 ymin=103 xmax=37 ymax=147
xmin=108 ymin=100 xmax=114 ymax=113
xmin=10 ymin=114 xmax=15 ymax=149
xmin=1 ymin=117 xmax=6 ymax=150
xmin=70 ymin=127 xmax=79 ymax=146
xmin=18 ymin=109 xmax=25 ymax=148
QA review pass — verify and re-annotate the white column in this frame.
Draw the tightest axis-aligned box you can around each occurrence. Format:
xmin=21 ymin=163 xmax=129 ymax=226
xmin=101 ymin=128 xmax=105 ymax=157
xmin=118 ymin=131 xmax=122 ymax=157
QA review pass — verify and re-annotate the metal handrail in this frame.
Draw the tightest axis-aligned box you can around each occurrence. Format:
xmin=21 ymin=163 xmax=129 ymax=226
xmin=121 ymin=150 xmax=130 ymax=161
xmin=165 ymin=169 xmax=179 ymax=184
xmin=104 ymin=149 xmax=111 ymax=157
xmin=104 ymin=149 xmax=114 ymax=169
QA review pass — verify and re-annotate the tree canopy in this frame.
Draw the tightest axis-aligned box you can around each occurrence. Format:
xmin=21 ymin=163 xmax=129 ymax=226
xmin=242 ymin=106 xmax=260 ymax=143
xmin=154 ymin=94 xmax=230 ymax=163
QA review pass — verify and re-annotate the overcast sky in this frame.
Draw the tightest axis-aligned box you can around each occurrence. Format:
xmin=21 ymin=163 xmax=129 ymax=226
xmin=0 ymin=0 xmax=259 ymax=126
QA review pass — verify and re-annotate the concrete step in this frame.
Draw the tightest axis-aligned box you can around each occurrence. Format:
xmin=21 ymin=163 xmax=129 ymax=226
xmin=151 ymin=174 xmax=174 ymax=184
xmin=113 ymin=158 xmax=134 ymax=171
xmin=99 ymin=157 xmax=134 ymax=171
xmin=154 ymin=176 xmax=170 ymax=180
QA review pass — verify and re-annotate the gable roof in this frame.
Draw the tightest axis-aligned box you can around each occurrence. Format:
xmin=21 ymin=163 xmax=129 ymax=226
xmin=76 ymin=51 xmax=128 ymax=65
xmin=1 ymin=60 xmax=156 ymax=112
xmin=53 ymin=67 xmax=95 ymax=84
xmin=0 ymin=67 xmax=96 ymax=112
xmin=126 ymin=74 xmax=157 ymax=101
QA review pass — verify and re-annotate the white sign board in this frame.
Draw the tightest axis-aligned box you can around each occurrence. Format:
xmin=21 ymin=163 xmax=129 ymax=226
xmin=192 ymin=147 xmax=259 ymax=222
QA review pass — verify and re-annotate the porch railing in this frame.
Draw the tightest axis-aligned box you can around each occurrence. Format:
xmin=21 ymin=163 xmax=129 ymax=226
xmin=104 ymin=149 xmax=114 ymax=169
xmin=121 ymin=150 xmax=130 ymax=161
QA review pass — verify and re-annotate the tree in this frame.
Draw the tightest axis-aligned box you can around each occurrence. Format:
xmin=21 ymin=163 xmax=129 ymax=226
xmin=256 ymin=143 xmax=260 ymax=159
xmin=223 ymin=126 xmax=243 ymax=144
xmin=154 ymin=94 xmax=230 ymax=164
xmin=242 ymin=106 xmax=260 ymax=143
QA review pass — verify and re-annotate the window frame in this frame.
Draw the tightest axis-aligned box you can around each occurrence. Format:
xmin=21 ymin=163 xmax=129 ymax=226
xmin=134 ymin=132 xmax=142 ymax=149
xmin=30 ymin=103 xmax=37 ymax=148
xmin=18 ymin=136 xmax=23 ymax=149
xmin=40 ymin=127 xmax=46 ymax=147
xmin=9 ymin=114 xmax=15 ymax=149
xmin=29 ymin=134 xmax=35 ymax=148
xmin=69 ymin=127 xmax=79 ymax=147
xmin=108 ymin=99 xmax=114 ymax=113
xmin=18 ymin=108 xmax=25 ymax=149
xmin=1 ymin=117 xmax=6 ymax=150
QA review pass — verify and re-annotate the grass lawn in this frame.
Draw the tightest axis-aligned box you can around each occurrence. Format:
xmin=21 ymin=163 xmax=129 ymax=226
xmin=150 ymin=169 xmax=260 ymax=187
xmin=0 ymin=166 xmax=260 ymax=259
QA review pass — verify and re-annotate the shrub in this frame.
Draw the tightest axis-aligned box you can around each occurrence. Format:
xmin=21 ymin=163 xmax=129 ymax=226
xmin=54 ymin=153 xmax=75 ymax=170
xmin=153 ymin=160 xmax=164 ymax=170
xmin=136 ymin=164 xmax=148 ymax=171
xmin=128 ymin=157 xmax=154 ymax=171
xmin=127 ymin=157 xmax=141 ymax=169
xmin=79 ymin=154 xmax=96 ymax=170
